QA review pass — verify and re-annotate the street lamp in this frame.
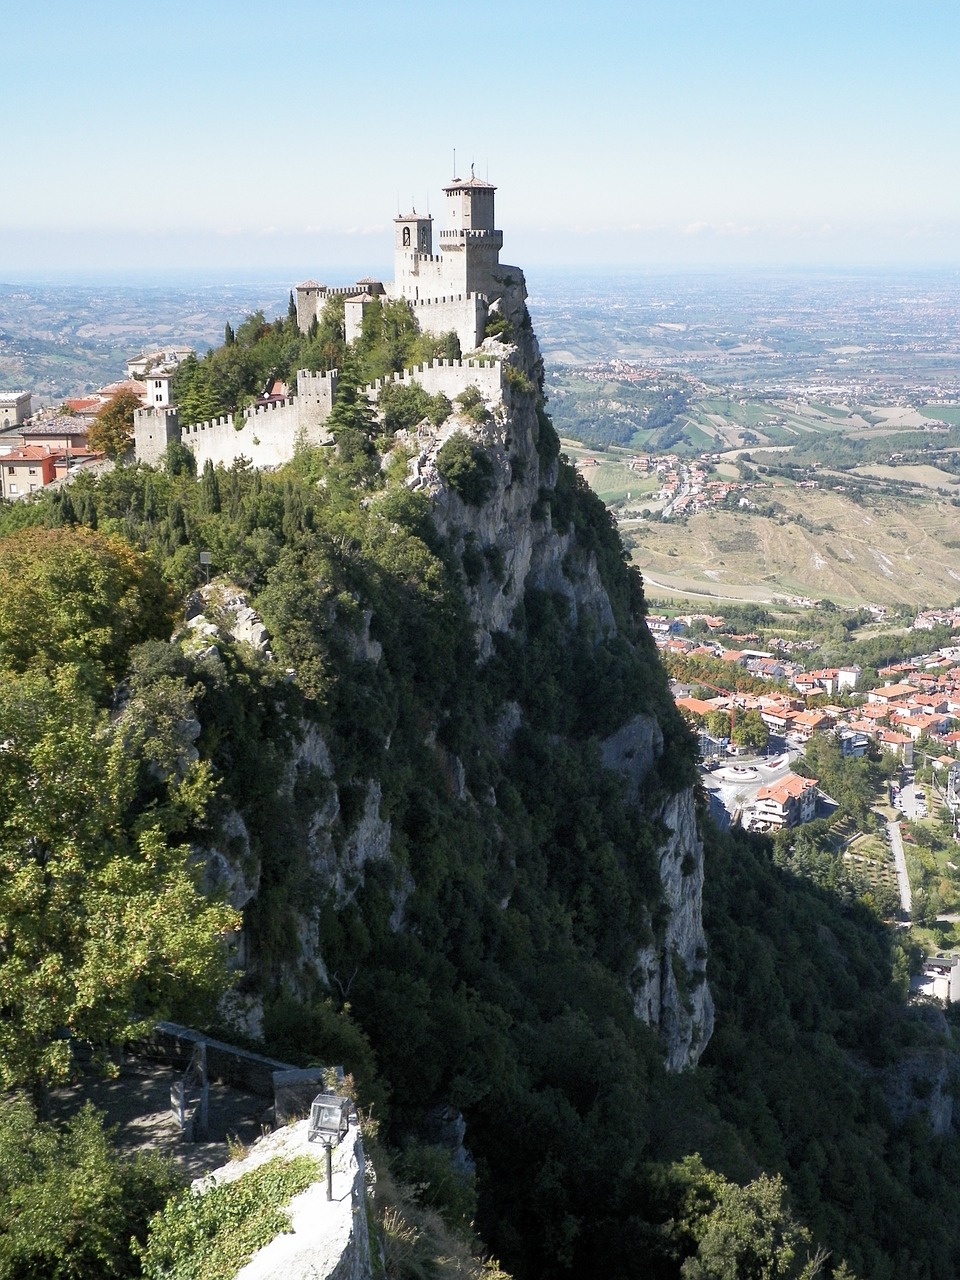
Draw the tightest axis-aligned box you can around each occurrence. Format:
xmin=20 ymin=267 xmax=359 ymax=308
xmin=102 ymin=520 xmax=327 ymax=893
xmin=307 ymin=1093 xmax=351 ymax=1201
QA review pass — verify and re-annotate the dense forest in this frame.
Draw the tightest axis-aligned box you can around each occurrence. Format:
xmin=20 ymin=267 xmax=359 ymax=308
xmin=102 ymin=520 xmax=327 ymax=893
xmin=2 ymin=307 xmax=960 ymax=1279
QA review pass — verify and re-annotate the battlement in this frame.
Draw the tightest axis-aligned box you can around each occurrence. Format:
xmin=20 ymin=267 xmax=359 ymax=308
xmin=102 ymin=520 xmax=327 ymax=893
xmin=247 ymin=396 xmax=295 ymax=419
xmin=396 ymin=253 xmax=443 ymax=267
xmin=184 ymin=414 xmax=233 ymax=434
xmin=364 ymin=356 xmax=503 ymax=406
xmin=405 ymin=291 xmax=487 ymax=309
xmin=325 ymin=283 xmax=380 ymax=298
xmin=438 ymin=228 xmax=503 ymax=243
xmin=297 ymin=368 xmax=338 ymax=387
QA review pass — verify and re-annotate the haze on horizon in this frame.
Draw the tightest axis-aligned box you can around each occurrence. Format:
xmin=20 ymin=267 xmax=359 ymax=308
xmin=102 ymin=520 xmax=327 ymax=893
xmin=5 ymin=0 xmax=960 ymax=281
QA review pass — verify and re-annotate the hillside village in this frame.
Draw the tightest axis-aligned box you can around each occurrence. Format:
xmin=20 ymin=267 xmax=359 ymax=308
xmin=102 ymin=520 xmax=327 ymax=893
xmin=659 ymin=610 xmax=960 ymax=834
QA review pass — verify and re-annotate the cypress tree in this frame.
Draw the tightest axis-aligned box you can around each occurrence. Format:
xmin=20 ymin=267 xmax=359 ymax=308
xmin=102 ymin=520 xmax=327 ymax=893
xmin=200 ymin=459 xmax=221 ymax=515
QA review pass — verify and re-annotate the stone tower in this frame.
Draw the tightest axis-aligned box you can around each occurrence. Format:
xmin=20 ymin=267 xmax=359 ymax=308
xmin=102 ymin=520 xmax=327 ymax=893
xmin=393 ymin=211 xmax=434 ymax=298
xmin=439 ymin=168 xmax=503 ymax=295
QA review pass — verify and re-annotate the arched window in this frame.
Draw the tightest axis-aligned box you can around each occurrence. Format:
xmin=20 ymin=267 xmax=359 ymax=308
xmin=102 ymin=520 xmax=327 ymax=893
xmin=402 ymin=226 xmax=411 ymax=247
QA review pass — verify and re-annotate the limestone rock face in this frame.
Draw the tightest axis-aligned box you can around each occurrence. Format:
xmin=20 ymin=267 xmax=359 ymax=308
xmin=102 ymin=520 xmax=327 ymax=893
xmin=601 ymin=714 xmax=664 ymax=798
xmin=876 ymin=1008 xmax=960 ymax=1137
xmin=182 ymin=584 xmax=273 ymax=658
xmin=198 ymin=807 xmax=259 ymax=910
xmin=599 ymin=716 xmax=712 ymax=1069
xmin=631 ymin=790 xmax=714 ymax=1071
xmin=391 ymin=271 xmax=715 ymax=1072
xmin=408 ymin=269 xmax=616 ymax=661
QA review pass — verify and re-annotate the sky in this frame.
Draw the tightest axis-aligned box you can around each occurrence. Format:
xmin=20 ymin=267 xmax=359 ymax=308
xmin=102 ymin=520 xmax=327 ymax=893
xmin=5 ymin=0 xmax=960 ymax=279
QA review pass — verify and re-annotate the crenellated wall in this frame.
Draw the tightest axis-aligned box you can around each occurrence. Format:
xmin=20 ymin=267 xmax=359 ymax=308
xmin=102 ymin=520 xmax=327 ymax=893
xmin=364 ymin=356 xmax=502 ymax=404
xmin=134 ymin=358 xmax=507 ymax=473
xmin=403 ymin=292 xmax=488 ymax=353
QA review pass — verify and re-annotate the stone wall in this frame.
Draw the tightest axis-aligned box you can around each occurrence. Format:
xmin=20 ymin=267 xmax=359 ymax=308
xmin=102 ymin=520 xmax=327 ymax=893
xmin=180 ymin=403 xmax=302 ymax=470
xmin=365 ymin=356 xmax=502 ymax=405
xmin=199 ymin=1117 xmax=372 ymax=1280
xmin=135 ymin=368 xmax=338 ymax=471
xmin=405 ymin=292 xmax=488 ymax=352
xmin=139 ymin=1021 xmax=298 ymax=1097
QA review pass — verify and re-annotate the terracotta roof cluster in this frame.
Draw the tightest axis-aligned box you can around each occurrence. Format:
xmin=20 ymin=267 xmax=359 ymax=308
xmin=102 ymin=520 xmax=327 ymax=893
xmin=756 ymin=774 xmax=817 ymax=804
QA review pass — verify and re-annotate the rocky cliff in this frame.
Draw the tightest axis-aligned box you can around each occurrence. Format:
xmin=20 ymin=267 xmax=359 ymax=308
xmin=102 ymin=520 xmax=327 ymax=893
xmin=194 ymin=269 xmax=713 ymax=1074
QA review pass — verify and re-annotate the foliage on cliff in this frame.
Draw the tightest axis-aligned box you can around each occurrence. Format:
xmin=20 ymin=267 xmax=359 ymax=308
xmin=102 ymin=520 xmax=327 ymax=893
xmin=169 ymin=298 xmax=459 ymax=425
xmin=0 ymin=528 xmax=237 ymax=1100
xmin=6 ymin=314 xmax=960 ymax=1278
xmin=0 ymin=1098 xmax=181 ymax=1279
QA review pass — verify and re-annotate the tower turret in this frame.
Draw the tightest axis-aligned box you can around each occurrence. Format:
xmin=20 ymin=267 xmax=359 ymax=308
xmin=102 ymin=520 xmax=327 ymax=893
xmin=393 ymin=210 xmax=435 ymax=299
xmin=443 ymin=167 xmax=497 ymax=232
xmin=394 ymin=211 xmax=433 ymax=256
xmin=438 ymin=166 xmax=503 ymax=296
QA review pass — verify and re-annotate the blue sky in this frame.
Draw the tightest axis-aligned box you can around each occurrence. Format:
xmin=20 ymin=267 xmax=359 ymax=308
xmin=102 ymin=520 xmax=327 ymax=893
xmin=4 ymin=0 xmax=960 ymax=277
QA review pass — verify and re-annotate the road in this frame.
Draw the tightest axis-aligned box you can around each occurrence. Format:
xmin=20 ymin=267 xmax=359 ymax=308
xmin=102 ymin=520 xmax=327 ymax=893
xmin=886 ymin=818 xmax=913 ymax=917
xmin=701 ymin=747 xmax=802 ymax=825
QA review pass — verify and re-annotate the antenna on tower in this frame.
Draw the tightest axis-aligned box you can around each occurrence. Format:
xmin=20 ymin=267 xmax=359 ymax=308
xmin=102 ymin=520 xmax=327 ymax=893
xmin=453 ymin=148 xmax=456 ymax=180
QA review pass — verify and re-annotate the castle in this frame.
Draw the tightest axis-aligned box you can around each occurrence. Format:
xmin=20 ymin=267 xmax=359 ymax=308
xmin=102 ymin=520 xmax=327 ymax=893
xmin=134 ymin=170 xmax=520 ymax=471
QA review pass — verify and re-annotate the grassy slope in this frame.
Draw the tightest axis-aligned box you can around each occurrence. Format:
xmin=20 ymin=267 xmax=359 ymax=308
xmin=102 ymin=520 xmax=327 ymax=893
xmin=623 ymin=484 xmax=960 ymax=607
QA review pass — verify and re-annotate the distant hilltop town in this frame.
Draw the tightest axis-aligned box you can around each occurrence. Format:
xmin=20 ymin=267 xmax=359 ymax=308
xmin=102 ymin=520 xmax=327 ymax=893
xmin=133 ymin=169 xmax=523 ymax=471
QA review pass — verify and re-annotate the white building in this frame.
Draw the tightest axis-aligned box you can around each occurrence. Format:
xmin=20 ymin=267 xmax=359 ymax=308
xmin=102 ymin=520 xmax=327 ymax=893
xmin=0 ymin=391 xmax=32 ymax=430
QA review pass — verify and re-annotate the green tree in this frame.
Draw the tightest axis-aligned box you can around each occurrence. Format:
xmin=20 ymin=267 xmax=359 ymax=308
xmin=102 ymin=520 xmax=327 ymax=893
xmin=88 ymin=390 xmax=141 ymax=460
xmin=733 ymin=709 xmax=769 ymax=752
xmin=0 ymin=1096 xmax=182 ymax=1279
xmin=436 ymin=432 xmax=494 ymax=505
xmin=200 ymin=459 xmax=222 ymax=515
xmin=0 ymin=528 xmax=173 ymax=694
xmin=667 ymin=1157 xmax=821 ymax=1280
xmin=0 ymin=672 xmax=237 ymax=1101
xmin=706 ymin=710 xmax=732 ymax=740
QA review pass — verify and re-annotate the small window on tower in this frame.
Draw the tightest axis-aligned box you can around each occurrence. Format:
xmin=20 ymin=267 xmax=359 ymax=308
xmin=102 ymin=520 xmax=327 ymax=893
xmin=402 ymin=227 xmax=411 ymax=247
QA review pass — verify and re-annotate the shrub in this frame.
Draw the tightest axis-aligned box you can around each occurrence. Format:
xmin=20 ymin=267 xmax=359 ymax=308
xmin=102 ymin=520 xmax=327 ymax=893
xmin=137 ymin=1154 xmax=320 ymax=1280
xmin=455 ymin=386 xmax=491 ymax=426
xmin=502 ymin=364 xmax=534 ymax=395
xmin=436 ymin=433 xmax=495 ymax=506
xmin=483 ymin=313 xmax=514 ymax=342
xmin=0 ymin=1098 xmax=182 ymax=1280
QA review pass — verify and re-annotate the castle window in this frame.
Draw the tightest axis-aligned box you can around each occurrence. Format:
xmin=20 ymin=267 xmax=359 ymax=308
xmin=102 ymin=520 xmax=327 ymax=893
xmin=403 ymin=227 xmax=411 ymax=247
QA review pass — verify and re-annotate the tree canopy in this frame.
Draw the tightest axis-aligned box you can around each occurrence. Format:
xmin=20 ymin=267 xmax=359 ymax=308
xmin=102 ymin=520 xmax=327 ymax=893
xmin=0 ymin=529 xmax=235 ymax=1098
xmin=88 ymin=390 xmax=142 ymax=459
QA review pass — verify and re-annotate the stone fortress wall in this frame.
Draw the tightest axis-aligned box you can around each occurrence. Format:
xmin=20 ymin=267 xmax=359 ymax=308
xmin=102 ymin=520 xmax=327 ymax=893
xmin=365 ymin=356 xmax=502 ymax=404
xmin=135 ymin=369 xmax=339 ymax=470
xmin=134 ymin=358 xmax=504 ymax=472
xmin=134 ymin=171 xmax=515 ymax=473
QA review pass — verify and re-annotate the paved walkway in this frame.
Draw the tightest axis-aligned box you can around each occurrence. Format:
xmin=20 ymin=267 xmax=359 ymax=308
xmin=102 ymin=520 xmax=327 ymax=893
xmin=887 ymin=818 xmax=913 ymax=917
xmin=48 ymin=1058 xmax=268 ymax=1180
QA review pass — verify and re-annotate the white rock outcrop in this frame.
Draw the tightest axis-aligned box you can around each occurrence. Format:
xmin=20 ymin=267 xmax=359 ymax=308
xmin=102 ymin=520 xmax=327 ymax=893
xmin=630 ymin=791 xmax=714 ymax=1071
